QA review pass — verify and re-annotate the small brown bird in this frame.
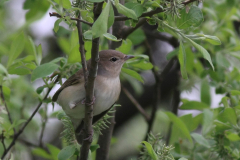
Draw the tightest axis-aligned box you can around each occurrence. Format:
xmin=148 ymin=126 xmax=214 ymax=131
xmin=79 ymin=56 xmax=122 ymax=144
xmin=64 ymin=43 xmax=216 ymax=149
xmin=52 ymin=50 xmax=134 ymax=130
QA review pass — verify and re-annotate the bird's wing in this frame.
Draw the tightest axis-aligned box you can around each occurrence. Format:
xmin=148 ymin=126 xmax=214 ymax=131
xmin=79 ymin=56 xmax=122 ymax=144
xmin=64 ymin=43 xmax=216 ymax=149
xmin=52 ymin=69 xmax=85 ymax=102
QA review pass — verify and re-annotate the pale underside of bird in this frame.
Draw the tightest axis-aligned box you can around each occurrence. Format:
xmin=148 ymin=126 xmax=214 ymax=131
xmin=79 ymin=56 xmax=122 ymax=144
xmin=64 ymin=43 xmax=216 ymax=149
xmin=52 ymin=50 xmax=134 ymax=130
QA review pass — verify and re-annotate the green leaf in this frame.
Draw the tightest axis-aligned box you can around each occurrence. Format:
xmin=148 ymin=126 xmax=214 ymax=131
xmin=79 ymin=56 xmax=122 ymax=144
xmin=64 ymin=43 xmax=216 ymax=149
xmin=180 ymin=101 xmax=209 ymax=110
xmin=128 ymin=60 xmax=153 ymax=70
xmin=32 ymin=148 xmax=52 ymax=159
xmin=191 ymin=133 xmax=210 ymax=148
xmin=121 ymin=68 xmax=144 ymax=83
xmin=92 ymin=1 xmax=111 ymax=39
xmin=90 ymin=144 xmax=100 ymax=152
xmin=165 ymin=112 xmax=192 ymax=143
xmin=216 ymin=52 xmax=230 ymax=68
xmin=202 ymin=109 xmax=214 ymax=135
xmin=178 ymin=41 xmax=188 ymax=79
xmin=196 ymin=34 xmax=221 ymax=45
xmin=166 ymin=48 xmax=179 ymax=60
xmin=86 ymin=0 xmax=104 ymax=2
xmin=83 ymin=30 xmax=92 ymax=40
xmin=142 ymin=141 xmax=158 ymax=160
xmin=179 ymin=158 xmax=188 ymax=160
xmin=7 ymin=33 xmax=25 ymax=68
xmin=185 ymin=37 xmax=214 ymax=70
xmin=8 ymin=67 xmax=31 ymax=75
xmin=225 ymin=132 xmax=240 ymax=141
xmin=115 ymin=1 xmax=138 ymax=20
xmin=214 ymin=120 xmax=231 ymax=133
xmin=46 ymin=144 xmax=60 ymax=160
xmin=0 ymin=64 xmax=8 ymax=75
xmin=61 ymin=0 xmax=71 ymax=9
xmin=116 ymin=39 xmax=132 ymax=54
xmin=103 ymin=33 xmax=122 ymax=41
xmin=58 ymin=145 xmax=76 ymax=160
xmin=177 ymin=6 xmax=204 ymax=29
xmin=201 ymin=79 xmax=211 ymax=106
xmin=124 ymin=2 xmax=144 ymax=17
xmin=36 ymin=86 xmax=45 ymax=94
xmin=108 ymin=3 xmax=114 ymax=28
xmin=54 ymin=19 xmax=62 ymax=33
xmin=31 ymin=63 xmax=59 ymax=81
xmin=218 ymin=108 xmax=237 ymax=125
xmin=231 ymin=90 xmax=240 ymax=96
xmin=128 ymin=28 xmax=145 ymax=45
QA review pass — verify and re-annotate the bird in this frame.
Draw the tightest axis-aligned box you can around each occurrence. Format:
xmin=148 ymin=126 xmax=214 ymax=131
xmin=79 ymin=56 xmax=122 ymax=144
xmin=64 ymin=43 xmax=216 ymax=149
xmin=52 ymin=50 xmax=134 ymax=131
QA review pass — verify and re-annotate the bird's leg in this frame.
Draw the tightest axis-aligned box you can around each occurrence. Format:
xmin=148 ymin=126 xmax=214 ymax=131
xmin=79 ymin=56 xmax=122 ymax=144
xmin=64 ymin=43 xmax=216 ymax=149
xmin=80 ymin=96 xmax=96 ymax=105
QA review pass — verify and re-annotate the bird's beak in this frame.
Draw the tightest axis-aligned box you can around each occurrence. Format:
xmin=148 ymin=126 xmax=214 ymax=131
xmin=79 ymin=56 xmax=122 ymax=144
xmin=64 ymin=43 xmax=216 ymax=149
xmin=124 ymin=55 xmax=135 ymax=61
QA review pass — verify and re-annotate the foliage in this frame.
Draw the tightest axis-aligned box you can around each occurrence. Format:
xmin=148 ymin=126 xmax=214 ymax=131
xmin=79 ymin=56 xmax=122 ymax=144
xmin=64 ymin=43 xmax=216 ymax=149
xmin=0 ymin=0 xmax=240 ymax=160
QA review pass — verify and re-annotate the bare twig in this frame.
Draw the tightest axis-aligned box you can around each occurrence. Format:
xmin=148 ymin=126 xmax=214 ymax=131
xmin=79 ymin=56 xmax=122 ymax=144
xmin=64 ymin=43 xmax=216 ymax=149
xmin=39 ymin=105 xmax=48 ymax=147
xmin=1 ymin=132 xmax=6 ymax=151
xmin=1 ymin=77 xmax=59 ymax=159
xmin=0 ymin=85 xmax=16 ymax=135
xmin=49 ymin=12 xmax=93 ymax=26
xmin=122 ymin=86 xmax=150 ymax=122
xmin=144 ymin=40 xmax=176 ymax=140
xmin=77 ymin=12 xmax=88 ymax=84
xmin=182 ymin=0 xmax=198 ymax=5
xmin=79 ymin=2 xmax=103 ymax=160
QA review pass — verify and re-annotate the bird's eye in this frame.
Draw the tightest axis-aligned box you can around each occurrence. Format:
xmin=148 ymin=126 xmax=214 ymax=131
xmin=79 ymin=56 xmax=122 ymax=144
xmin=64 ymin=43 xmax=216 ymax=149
xmin=110 ymin=57 xmax=118 ymax=62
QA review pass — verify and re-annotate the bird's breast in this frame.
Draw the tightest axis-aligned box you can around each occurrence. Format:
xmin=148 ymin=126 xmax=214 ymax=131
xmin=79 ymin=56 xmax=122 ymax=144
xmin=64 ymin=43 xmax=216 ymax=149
xmin=94 ymin=76 xmax=121 ymax=115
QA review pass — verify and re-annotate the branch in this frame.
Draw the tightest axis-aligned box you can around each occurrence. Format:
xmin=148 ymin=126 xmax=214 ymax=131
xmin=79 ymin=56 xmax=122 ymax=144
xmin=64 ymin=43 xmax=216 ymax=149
xmin=39 ymin=105 xmax=47 ymax=147
xmin=79 ymin=2 xmax=103 ymax=160
xmin=182 ymin=0 xmax=198 ymax=5
xmin=144 ymin=40 xmax=176 ymax=140
xmin=0 ymin=85 xmax=16 ymax=134
xmin=1 ymin=77 xmax=59 ymax=159
xmin=121 ymin=18 xmax=147 ymax=39
xmin=122 ymin=86 xmax=150 ymax=122
xmin=115 ymin=7 xmax=164 ymax=21
xmin=49 ymin=12 xmax=93 ymax=26
xmin=1 ymin=132 xmax=6 ymax=151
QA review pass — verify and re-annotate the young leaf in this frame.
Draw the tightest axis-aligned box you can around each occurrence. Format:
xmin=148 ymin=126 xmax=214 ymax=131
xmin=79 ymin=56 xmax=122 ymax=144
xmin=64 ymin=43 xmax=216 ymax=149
xmin=201 ymin=79 xmax=211 ymax=106
xmin=142 ymin=141 xmax=158 ymax=160
xmin=121 ymin=68 xmax=144 ymax=83
xmin=231 ymin=90 xmax=240 ymax=96
xmin=165 ymin=112 xmax=192 ymax=143
xmin=7 ymin=33 xmax=25 ymax=68
xmin=86 ymin=0 xmax=104 ymax=2
xmin=185 ymin=37 xmax=214 ymax=70
xmin=177 ymin=6 xmax=204 ymax=29
xmin=46 ymin=144 xmax=60 ymax=160
xmin=32 ymin=148 xmax=52 ymax=159
xmin=196 ymin=34 xmax=221 ymax=45
xmin=92 ymin=1 xmax=111 ymax=39
xmin=124 ymin=2 xmax=144 ymax=17
xmin=180 ymin=101 xmax=209 ymax=110
xmin=191 ymin=133 xmax=210 ymax=148
xmin=178 ymin=41 xmax=188 ymax=79
xmin=8 ymin=67 xmax=31 ymax=75
xmin=116 ymin=39 xmax=132 ymax=54
xmin=103 ymin=33 xmax=122 ymax=42
xmin=115 ymin=1 xmax=138 ymax=20
xmin=54 ymin=19 xmax=62 ymax=33
xmin=166 ymin=48 xmax=179 ymax=60
xmin=108 ymin=3 xmax=114 ymax=28
xmin=83 ymin=30 xmax=93 ymax=40
xmin=31 ymin=63 xmax=59 ymax=81
xmin=217 ymin=108 xmax=237 ymax=125
xmin=58 ymin=145 xmax=76 ymax=160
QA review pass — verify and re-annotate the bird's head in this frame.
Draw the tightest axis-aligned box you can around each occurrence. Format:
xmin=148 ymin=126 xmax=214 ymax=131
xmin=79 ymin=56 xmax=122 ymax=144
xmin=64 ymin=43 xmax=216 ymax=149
xmin=97 ymin=50 xmax=134 ymax=78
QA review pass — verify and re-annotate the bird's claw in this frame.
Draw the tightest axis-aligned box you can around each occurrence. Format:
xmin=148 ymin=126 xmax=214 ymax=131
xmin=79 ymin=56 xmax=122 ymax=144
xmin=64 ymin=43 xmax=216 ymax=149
xmin=81 ymin=96 xmax=96 ymax=106
xmin=83 ymin=130 xmax=93 ymax=141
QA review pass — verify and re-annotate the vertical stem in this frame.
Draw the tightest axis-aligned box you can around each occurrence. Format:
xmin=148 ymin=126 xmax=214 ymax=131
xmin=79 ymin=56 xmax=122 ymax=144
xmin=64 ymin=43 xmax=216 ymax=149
xmin=79 ymin=3 xmax=103 ymax=160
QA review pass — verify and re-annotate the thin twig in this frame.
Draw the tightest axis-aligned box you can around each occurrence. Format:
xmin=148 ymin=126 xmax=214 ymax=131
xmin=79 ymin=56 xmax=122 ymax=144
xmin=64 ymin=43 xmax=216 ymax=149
xmin=49 ymin=12 xmax=93 ymax=26
xmin=39 ymin=105 xmax=48 ymax=147
xmin=144 ymin=40 xmax=176 ymax=140
xmin=79 ymin=2 xmax=103 ymax=160
xmin=1 ymin=77 xmax=59 ymax=159
xmin=0 ymin=85 xmax=16 ymax=134
xmin=1 ymin=132 xmax=6 ymax=151
xmin=115 ymin=7 xmax=164 ymax=21
xmin=182 ymin=0 xmax=198 ymax=5
xmin=77 ymin=12 xmax=88 ymax=84
xmin=122 ymin=86 xmax=150 ymax=122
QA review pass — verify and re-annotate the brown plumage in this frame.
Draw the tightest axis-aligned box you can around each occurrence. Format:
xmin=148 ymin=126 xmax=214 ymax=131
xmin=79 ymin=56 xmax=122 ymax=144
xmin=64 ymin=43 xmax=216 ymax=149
xmin=52 ymin=50 xmax=134 ymax=129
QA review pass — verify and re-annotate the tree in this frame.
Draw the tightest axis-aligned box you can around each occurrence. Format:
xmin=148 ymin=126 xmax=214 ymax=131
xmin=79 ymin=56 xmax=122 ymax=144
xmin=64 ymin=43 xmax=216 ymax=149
xmin=1 ymin=0 xmax=240 ymax=160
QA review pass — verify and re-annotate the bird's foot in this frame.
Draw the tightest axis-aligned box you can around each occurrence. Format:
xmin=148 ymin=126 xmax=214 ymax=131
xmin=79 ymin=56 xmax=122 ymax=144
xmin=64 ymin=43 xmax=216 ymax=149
xmin=83 ymin=129 xmax=93 ymax=142
xmin=81 ymin=96 xmax=96 ymax=106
